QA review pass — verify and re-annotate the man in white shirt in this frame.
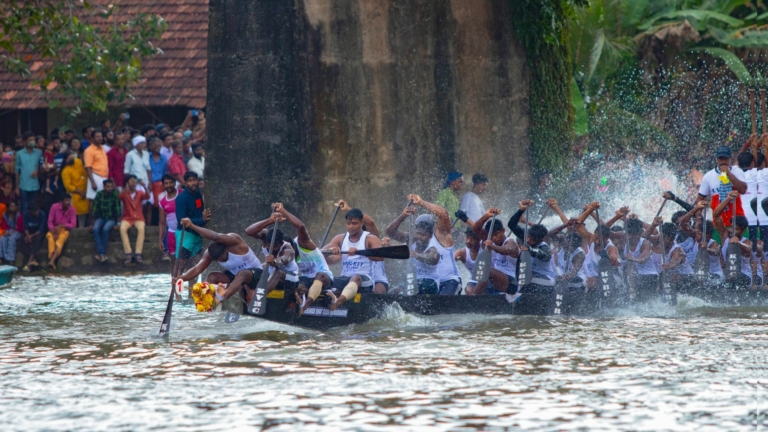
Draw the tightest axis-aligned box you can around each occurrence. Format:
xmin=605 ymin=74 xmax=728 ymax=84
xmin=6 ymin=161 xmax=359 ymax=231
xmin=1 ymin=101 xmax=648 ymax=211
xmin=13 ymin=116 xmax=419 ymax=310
xmin=125 ymin=136 xmax=152 ymax=188
xmin=187 ymin=143 xmax=205 ymax=180
xmin=460 ymin=173 xmax=488 ymax=223
xmin=695 ymin=145 xmax=746 ymax=230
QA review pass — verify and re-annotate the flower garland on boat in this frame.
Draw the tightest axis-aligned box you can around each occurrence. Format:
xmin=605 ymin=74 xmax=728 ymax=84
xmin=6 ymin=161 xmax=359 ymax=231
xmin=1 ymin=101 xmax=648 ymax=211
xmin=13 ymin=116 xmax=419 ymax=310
xmin=191 ymin=282 xmax=218 ymax=313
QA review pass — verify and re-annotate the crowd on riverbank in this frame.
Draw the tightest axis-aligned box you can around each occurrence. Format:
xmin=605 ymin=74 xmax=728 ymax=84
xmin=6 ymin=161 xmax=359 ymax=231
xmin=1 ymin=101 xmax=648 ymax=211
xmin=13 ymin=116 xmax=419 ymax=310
xmin=0 ymin=111 xmax=206 ymax=270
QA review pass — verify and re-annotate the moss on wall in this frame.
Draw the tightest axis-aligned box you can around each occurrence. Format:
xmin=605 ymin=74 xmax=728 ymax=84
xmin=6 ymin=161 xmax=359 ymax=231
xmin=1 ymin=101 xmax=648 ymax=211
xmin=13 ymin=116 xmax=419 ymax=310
xmin=508 ymin=0 xmax=585 ymax=174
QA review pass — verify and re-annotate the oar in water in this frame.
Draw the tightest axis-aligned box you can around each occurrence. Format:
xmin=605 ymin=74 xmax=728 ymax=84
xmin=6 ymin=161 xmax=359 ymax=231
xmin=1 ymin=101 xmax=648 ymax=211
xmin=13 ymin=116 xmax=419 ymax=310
xmin=404 ymin=204 xmax=418 ymax=296
xmin=319 ymin=204 xmax=341 ymax=248
xmin=248 ymin=222 xmax=279 ymax=316
xmin=725 ymin=200 xmax=741 ymax=280
xmin=159 ymin=227 xmax=185 ymax=335
xmin=472 ymin=213 xmax=497 ymax=282
xmin=322 ymin=245 xmax=410 ymax=259
xmin=595 ymin=208 xmax=615 ymax=300
xmin=693 ymin=207 xmax=709 ymax=281
xmin=517 ymin=207 xmax=532 ymax=286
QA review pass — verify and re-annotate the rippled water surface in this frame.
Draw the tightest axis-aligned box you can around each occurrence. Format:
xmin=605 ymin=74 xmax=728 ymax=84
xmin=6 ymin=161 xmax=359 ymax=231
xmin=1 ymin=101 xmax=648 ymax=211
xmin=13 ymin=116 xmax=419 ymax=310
xmin=1 ymin=274 xmax=768 ymax=431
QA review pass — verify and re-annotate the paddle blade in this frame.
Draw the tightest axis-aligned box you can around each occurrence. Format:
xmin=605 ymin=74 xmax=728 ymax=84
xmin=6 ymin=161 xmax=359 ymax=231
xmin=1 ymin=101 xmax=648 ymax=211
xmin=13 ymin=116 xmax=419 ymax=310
xmin=247 ymin=267 xmax=270 ymax=315
xmin=356 ymin=245 xmax=410 ymax=259
xmin=517 ymin=250 xmax=532 ymax=286
xmin=725 ymin=243 xmax=741 ymax=280
xmin=472 ymin=250 xmax=492 ymax=282
xmin=159 ymin=287 xmax=175 ymax=335
xmin=660 ymin=272 xmax=675 ymax=305
xmin=404 ymin=270 xmax=417 ymax=296
xmin=597 ymin=258 xmax=615 ymax=298
xmin=692 ymin=249 xmax=709 ymax=281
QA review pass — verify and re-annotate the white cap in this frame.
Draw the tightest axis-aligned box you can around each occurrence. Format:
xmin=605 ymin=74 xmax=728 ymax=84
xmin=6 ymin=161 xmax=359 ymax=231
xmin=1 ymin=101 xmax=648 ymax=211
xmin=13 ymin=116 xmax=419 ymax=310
xmin=132 ymin=136 xmax=147 ymax=146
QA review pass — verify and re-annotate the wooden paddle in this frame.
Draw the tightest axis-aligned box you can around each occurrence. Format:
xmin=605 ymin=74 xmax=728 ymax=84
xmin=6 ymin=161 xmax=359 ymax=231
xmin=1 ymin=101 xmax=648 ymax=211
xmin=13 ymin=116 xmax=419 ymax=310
xmin=517 ymin=207 xmax=532 ymax=286
xmin=322 ymin=245 xmax=410 ymax=259
xmin=538 ymin=206 xmax=551 ymax=225
xmin=595 ymin=208 xmax=615 ymax=300
xmin=248 ymin=222 xmax=279 ymax=315
xmin=692 ymin=207 xmax=709 ymax=281
xmin=404 ymin=206 xmax=417 ymax=296
xmin=472 ymin=213 xmax=496 ymax=282
xmin=159 ymin=227 xmax=185 ymax=335
xmin=319 ymin=204 xmax=341 ymax=248
xmin=658 ymin=223 xmax=675 ymax=304
xmin=725 ymin=200 xmax=741 ymax=280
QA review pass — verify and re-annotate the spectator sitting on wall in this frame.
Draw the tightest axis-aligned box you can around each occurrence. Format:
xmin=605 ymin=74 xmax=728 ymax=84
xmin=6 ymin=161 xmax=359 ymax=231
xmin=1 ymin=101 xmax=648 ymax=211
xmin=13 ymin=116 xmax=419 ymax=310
xmin=119 ymin=175 xmax=149 ymax=265
xmin=90 ymin=178 xmax=121 ymax=264
xmin=46 ymin=193 xmax=76 ymax=270
xmin=0 ymin=200 xmax=23 ymax=265
xmin=21 ymin=201 xmax=45 ymax=272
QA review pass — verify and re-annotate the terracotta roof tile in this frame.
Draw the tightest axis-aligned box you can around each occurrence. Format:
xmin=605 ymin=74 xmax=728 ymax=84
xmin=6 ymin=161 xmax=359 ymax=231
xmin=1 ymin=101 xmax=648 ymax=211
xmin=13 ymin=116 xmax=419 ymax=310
xmin=0 ymin=0 xmax=208 ymax=109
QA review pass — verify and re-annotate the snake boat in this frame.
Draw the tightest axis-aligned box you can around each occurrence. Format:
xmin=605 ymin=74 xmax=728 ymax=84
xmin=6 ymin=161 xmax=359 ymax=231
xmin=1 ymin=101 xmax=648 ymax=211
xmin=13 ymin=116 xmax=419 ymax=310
xmin=223 ymin=284 xmax=768 ymax=331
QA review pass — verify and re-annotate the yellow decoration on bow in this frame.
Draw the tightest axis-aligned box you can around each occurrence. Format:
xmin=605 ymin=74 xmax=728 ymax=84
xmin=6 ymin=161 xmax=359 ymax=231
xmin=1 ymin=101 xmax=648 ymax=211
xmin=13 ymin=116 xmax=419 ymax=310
xmin=191 ymin=282 xmax=217 ymax=313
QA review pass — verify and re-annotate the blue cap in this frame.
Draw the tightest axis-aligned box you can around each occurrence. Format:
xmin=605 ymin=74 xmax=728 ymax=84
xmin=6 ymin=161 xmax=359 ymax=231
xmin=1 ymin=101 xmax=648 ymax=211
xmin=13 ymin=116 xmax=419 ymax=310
xmin=444 ymin=171 xmax=463 ymax=188
xmin=155 ymin=123 xmax=165 ymax=132
xmin=183 ymin=130 xmax=192 ymax=138
xmin=716 ymin=146 xmax=732 ymax=158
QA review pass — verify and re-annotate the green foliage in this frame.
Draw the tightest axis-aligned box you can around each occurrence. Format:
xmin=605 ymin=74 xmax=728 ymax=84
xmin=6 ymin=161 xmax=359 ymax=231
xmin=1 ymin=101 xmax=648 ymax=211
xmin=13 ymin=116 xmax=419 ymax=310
xmin=508 ymin=0 xmax=587 ymax=174
xmin=0 ymin=0 xmax=166 ymax=118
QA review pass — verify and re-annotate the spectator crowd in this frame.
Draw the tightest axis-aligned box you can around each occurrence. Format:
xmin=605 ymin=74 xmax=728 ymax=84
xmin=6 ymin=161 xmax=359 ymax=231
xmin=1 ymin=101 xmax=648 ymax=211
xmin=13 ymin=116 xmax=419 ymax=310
xmin=0 ymin=110 xmax=206 ymax=271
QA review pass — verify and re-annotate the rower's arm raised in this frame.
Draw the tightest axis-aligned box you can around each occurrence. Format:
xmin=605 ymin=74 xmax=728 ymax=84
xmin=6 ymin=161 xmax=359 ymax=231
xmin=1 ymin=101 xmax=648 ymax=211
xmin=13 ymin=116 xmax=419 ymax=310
xmin=408 ymin=194 xmax=452 ymax=246
xmin=385 ymin=206 xmax=413 ymax=244
xmin=245 ymin=215 xmax=277 ymax=242
xmin=182 ymin=220 xmax=241 ymax=246
xmin=275 ymin=203 xmax=315 ymax=250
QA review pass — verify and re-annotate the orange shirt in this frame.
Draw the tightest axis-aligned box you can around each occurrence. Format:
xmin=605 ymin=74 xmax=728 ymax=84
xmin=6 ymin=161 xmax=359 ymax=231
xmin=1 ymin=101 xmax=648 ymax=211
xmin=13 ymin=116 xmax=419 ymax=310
xmin=84 ymin=145 xmax=109 ymax=178
xmin=119 ymin=189 xmax=149 ymax=223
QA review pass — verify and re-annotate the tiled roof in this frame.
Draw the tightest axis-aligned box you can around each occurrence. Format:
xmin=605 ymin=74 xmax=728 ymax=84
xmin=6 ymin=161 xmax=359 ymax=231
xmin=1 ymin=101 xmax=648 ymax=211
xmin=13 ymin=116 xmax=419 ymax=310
xmin=0 ymin=0 xmax=208 ymax=110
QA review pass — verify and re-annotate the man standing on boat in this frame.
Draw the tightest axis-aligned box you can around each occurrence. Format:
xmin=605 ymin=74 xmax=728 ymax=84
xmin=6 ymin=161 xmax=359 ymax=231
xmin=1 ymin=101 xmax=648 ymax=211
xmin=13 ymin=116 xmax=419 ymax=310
xmin=460 ymin=174 xmax=488 ymax=223
xmin=696 ymin=145 xmax=746 ymax=230
xmin=323 ymin=206 xmax=384 ymax=310
xmin=175 ymin=219 xmax=262 ymax=307
xmin=436 ymin=171 xmax=463 ymax=220
xmin=386 ymin=194 xmax=462 ymax=295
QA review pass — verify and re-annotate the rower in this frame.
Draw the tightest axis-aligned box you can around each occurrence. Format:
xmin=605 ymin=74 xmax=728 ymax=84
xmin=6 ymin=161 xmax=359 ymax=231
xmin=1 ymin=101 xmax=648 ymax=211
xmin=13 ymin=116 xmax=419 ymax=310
xmin=373 ymin=237 xmax=391 ymax=293
xmin=507 ymin=199 xmax=556 ymax=290
xmin=174 ymin=220 xmax=262 ymax=307
xmin=271 ymin=203 xmax=333 ymax=315
xmin=470 ymin=208 xmax=519 ymax=295
xmin=678 ymin=201 xmax=724 ymax=286
xmin=245 ymin=213 xmax=300 ymax=294
xmin=555 ymin=230 xmax=587 ymax=291
xmin=323 ymin=206 xmax=384 ymax=310
xmin=621 ymin=218 xmax=658 ymax=300
xmin=454 ymin=228 xmax=480 ymax=294
xmin=571 ymin=202 xmax=621 ymax=290
xmin=659 ymin=222 xmax=694 ymax=292
xmin=714 ymin=191 xmax=753 ymax=289
xmin=385 ymin=194 xmax=461 ymax=295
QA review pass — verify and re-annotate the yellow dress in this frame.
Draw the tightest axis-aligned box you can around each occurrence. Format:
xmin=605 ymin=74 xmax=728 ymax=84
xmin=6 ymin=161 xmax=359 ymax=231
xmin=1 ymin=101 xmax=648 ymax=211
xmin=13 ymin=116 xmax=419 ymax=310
xmin=61 ymin=158 xmax=89 ymax=215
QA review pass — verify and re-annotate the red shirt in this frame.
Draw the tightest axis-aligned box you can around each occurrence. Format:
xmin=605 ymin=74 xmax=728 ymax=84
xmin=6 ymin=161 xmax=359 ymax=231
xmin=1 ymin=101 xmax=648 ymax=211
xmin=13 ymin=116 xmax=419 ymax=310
xmin=108 ymin=147 xmax=127 ymax=187
xmin=119 ymin=189 xmax=149 ymax=223
xmin=167 ymin=153 xmax=187 ymax=179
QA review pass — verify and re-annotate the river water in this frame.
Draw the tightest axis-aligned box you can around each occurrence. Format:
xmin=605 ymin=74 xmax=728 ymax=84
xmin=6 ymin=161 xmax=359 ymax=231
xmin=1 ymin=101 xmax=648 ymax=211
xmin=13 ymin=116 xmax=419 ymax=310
xmin=1 ymin=274 xmax=767 ymax=431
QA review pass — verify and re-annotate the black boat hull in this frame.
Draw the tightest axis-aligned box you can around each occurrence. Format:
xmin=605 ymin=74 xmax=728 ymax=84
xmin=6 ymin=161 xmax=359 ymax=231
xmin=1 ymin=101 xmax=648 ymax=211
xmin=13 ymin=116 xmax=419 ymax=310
xmin=234 ymin=285 xmax=768 ymax=331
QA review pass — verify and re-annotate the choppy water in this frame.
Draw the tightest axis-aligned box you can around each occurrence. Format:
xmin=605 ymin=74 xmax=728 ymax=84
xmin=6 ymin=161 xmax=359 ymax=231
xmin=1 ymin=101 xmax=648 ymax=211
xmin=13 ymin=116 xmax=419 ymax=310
xmin=1 ymin=274 xmax=768 ymax=430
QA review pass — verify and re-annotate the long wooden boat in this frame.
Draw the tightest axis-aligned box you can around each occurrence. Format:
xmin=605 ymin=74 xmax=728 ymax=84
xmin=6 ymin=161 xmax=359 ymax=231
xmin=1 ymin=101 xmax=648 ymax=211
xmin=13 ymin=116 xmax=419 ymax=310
xmin=225 ymin=284 xmax=768 ymax=331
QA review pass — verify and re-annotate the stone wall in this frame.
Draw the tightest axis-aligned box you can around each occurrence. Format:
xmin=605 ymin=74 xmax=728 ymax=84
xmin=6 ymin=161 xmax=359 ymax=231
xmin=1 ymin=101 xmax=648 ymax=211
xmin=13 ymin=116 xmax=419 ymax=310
xmin=16 ymin=226 xmax=172 ymax=275
xmin=206 ymin=0 xmax=530 ymax=238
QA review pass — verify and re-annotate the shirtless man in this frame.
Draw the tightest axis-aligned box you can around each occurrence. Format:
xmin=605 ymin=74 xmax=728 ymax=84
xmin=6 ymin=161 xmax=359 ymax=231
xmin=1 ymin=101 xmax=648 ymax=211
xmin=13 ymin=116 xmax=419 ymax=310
xmin=386 ymin=194 xmax=461 ymax=295
xmin=323 ymin=205 xmax=384 ymax=310
xmin=271 ymin=203 xmax=334 ymax=315
xmin=245 ymin=213 xmax=300 ymax=294
xmin=174 ymin=220 xmax=262 ymax=307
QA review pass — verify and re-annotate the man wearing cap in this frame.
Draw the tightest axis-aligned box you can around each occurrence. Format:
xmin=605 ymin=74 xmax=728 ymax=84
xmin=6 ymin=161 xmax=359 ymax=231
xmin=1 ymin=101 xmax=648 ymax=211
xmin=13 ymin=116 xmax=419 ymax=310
xmin=436 ymin=171 xmax=463 ymax=219
xmin=124 ymin=135 xmax=153 ymax=222
xmin=460 ymin=173 xmax=488 ymax=223
xmin=695 ymin=145 xmax=747 ymax=230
